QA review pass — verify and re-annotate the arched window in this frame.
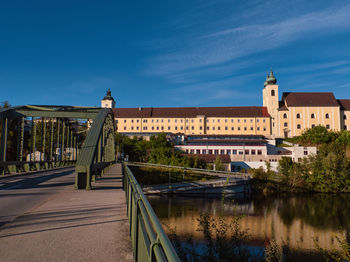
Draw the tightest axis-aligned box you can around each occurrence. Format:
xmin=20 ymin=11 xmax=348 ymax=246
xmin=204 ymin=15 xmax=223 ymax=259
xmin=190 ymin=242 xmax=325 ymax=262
xmin=344 ymin=115 xmax=347 ymax=120
xmin=283 ymin=113 xmax=287 ymax=119
xmin=311 ymin=113 xmax=315 ymax=119
xmin=325 ymin=113 xmax=330 ymax=119
xmin=296 ymin=113 xmax=301 ymax=119
xmin=271 ymin=90 xmax=275 ymax=96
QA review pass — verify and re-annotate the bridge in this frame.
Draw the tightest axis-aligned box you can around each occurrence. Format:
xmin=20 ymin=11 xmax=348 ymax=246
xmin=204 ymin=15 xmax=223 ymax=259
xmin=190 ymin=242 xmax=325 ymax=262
xmin=0 ymin=105 xmax=181 ymax=261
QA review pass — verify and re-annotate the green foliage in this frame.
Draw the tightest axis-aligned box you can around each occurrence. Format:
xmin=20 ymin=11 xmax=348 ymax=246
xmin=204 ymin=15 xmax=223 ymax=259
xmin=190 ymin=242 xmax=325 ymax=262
xmin=115 ymin=132 xmax=207 ymax=169
xmin=213 ymin=156 xmax=225 ymax=171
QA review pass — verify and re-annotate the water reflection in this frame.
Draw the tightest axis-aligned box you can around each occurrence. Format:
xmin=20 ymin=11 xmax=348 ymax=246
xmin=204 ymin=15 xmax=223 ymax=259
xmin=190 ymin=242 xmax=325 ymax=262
xmin=148 ymin=194 xmax=350 ymax=251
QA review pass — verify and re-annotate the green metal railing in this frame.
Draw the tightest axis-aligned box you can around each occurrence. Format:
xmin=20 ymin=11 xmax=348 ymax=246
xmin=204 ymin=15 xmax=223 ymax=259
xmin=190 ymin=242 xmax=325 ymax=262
xmin=123 ymin=164 xmax=180 ymax=262
xmin=0 ymin=160 xmax=75 ymax=175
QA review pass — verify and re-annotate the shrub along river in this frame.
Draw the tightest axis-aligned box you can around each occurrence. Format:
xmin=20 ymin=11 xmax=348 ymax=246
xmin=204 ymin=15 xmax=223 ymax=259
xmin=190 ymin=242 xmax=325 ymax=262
xmin=148 ymin=193 xmax=350 ymax=261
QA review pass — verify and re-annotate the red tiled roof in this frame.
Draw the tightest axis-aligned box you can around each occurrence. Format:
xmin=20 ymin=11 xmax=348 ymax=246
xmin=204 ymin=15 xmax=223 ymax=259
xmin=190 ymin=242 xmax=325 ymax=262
xmin=281 ymin=92 xmax=339 ymax=107
xmin=113 ymin=106 xmax=270 ymax=118
xmin=338 ymin=99 xmax=350 ymax=110
xmin=184 ymin=154 xmax=231 ymax=163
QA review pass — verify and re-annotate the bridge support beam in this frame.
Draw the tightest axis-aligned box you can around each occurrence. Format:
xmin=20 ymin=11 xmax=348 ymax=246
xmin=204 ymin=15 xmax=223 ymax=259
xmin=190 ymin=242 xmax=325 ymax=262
xmin=1 ymin=118 xmax=8 ymax=174
xmin=16 ymin=117 xmax=24 ymax=161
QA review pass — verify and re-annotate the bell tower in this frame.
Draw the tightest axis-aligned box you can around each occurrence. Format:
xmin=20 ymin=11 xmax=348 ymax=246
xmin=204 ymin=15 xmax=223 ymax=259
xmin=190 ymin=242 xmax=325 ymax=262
xmin=262 ymin=70 xmax=279 ymax=137
xmin=101 ymin=89 xmax=116 ymax=108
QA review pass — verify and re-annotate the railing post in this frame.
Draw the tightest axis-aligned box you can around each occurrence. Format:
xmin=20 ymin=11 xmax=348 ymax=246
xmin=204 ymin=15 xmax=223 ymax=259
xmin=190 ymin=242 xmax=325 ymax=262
xmin=56 ymin=119 xmax=60 ymax=164
xmin=0 ymin=118 xmax=8 ymax=174
xmin=50 ymin=119 xmax=54 ymax=162
xmin=16 ymin=117 xmax=24 ymax=162
xmin=31 ymin=117 xmax=36 ymax=162
xmin=61 ymin=121 xmax=65 ymax=161
xmin=42 ymin=117 xmax=46 ymax=161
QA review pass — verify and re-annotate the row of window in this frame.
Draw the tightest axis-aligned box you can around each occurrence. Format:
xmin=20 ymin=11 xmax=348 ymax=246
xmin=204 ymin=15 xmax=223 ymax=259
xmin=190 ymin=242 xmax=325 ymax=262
xmin=118 ymin=118 xmax=267 ymax=124
xmin=122 ymin=126 xmax=267 ymax=131
xmin=294 ymin=124 xmax=331 ymax=130
xmin=186 ymin=149 xmax=263 ymax=155
xmin=283 ymin=113 xmax=332 ymax=119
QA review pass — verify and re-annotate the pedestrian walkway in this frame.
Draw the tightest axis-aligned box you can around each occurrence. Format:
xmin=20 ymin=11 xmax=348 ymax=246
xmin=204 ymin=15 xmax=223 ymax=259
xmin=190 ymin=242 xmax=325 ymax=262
xmin=0 ymin=164 xmax=133 ymax=262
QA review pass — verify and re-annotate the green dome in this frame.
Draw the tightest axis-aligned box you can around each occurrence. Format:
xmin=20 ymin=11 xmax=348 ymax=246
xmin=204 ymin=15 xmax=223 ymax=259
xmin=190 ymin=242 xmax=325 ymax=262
xmin=264 ymin=70 xmax=277 ymax=86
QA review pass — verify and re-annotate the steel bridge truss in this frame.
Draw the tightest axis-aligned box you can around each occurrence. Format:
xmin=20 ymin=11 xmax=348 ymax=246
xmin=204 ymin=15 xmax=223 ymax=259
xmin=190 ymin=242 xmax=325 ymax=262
xmin=0 ymin=105 xmax=115 ymax=189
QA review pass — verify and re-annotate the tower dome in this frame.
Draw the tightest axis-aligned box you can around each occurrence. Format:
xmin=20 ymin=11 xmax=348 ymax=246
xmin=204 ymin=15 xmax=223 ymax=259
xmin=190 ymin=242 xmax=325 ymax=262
xmin=264 ymin=70 xmax=277 ymax=87
xmin=101 ymin=89 xmax=116 ymax=108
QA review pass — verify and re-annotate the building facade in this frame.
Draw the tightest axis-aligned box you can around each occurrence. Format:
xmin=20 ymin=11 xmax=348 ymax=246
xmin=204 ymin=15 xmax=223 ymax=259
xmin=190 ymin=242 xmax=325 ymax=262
xmin=102 ymin=71 xmax=349 ymax=138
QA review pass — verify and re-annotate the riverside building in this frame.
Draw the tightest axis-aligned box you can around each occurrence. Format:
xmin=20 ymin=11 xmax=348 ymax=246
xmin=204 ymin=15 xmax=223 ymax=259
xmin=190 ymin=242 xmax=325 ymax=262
xmin=102 ymin=70 xmax=349 ymax=139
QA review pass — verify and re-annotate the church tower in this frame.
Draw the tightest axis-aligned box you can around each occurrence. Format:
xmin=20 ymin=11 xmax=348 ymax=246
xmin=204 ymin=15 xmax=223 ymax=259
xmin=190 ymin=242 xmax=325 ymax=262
xmin=262 ymin=70 xmax=279 ymax=137
xmin=101 ymin=89 xmax=116 ymax=108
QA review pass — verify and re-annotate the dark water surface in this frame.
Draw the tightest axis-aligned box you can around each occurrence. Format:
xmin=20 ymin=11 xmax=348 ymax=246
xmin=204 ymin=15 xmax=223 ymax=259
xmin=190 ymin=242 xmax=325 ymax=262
xmin=148 ymin=193 xmax=350 ymax=253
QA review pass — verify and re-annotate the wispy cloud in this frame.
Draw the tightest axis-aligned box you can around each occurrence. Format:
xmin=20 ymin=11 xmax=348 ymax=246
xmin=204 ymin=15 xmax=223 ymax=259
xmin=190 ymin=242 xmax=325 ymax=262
xmin=145 ymin=2 xmax=350 ymax=83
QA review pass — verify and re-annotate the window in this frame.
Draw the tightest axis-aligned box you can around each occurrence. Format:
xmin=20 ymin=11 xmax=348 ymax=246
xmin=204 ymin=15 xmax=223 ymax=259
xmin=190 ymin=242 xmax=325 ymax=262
xmin=186 ymin=119 xmax=188 ymax=123
xmin=244 ymin=127 xmax=247 ymax=131
xmin=175 ymin=119 xmax=177 ymax=123
xmin=220 ymin=150 xmax=225 ymax=154
xmin=136 ymin=126 xmax=139 ymax=130
xmin=152 ymin=119 xmax=154 ymax=123
xmin=225 ymin=119 xmax=227 ymax=123
xmin=143 ymin=119 xmax=147 ymax=123
xmin=284 ymin=122 xmax=288 ymax=127
xmin=251 ymin=150 xmax=256 ymax=155
xmin=245 ymin=150 xmax=249 ymax=155
xmin=191 ymin=126 xmax=194 ymax=130
xmin=304 ymin=151 xmax=308 ymax=155
xmin=156 ymin=126 xmax=159 ymax=130
xmin=124 ymin=126 xmax=126 ymax=130
xmin=137 ymin=119 xmax=139 ymax=123
xmin=263 ymin=119 xmax=266 ymax=123
xmin=296 ymin=113 xmax=301 ymax=119
xmin=297 ymin=124 xmax=301 ymax=129
xmin=168 ymin=126 xmax=170 ymax=130
xmin=196 ymin=150 xmax=200 ymax=154
xmin=217 ymin=119 xmax=220 ymax=122
xmin=225 ymin=126 xmax=228 ymax=130
xmin=180 ymin=126 xmax=183 ymax=130
xmin=202 ymin=149 xmax=207 ymax=154
xmin=231 ymin=119 xmax=234 ymax=123
xmin=312 ymin=124 xmax=315 ymax=128
xmin=199 ymin=119 xmax=202 ymax=122
xmin=257 ymin=150 xmax=262 ymax=155
xmin=271 ymin=90 xmax=275 ymax=96
xmin=191 ymin=119 xmax=194 ymax=123
xmin=227 ymin=150 xmax=231 ymax=154
xmin=344 ymin=115 xmax=347 ymax=120
xmin=181 ymin=119 xmax=183 ymax=123
xmin=218 ymin=127 xmax=221 ymax=130
xmin=152 ymin=126 xmax=154 ymax=130
xmin=212 ymin=127 xmax=215 ymax=130
xmin=238 ymin=127 xmax=241 ymax=131
xmin=325 ymin=113 xmax=329 ymax=119
xmin=239 ymin=151 xmax=243 ymax=155
xmin=326 ymin=124 xmax=330 ymax=129
xmin=232 ymin=150 xmax=237 ymax=155
xmin=200 ymin=126 xmax=202 ymax=130
xmin=161 ymin=126 xmax=164 ymax=130
xmin=257 ymin=119 xmax=259 ymax=122
xmin=131 ymin=119 xmax=134 ymax=123
xmin=190 ymin=149 xmax=194 ymax=154
xmin=168 ymin=119 xmax=170 ymax=123
xmin=186 ymin=126 xmax=189 ymax=130
xmin=344 ymin=125 xmax=347 ymax=130
xmin=175 ymin=126 xmax=178 ymax=130
xmin=143 ymin=126 xmax=147 ymax=130
xmin=257 ymin=127 xmax=260 ymax=131
xmin=283 ymin=113 xmax=287 ymax=119
xmin=263 ymin=127 xmax=266 ymax=131
xmin=124 ymin=120 xmax=126 ymax=123
xmin=311 ymin=113 xmax=315 ymax=119
xmin=208 ymin=150 xmax=213 ymax=154
xmin=206 ymin=119 xmax=209 ymax=123
xmin=131 ymin=126 xmax=134 ymax=130
xmin=244 ymin=119 xmax=246 ymax=123
xmin=207 ymin=126 xmax=210 ymax=130
xmin=250 ymin=127 xmax=254 ymax=131
xmin=231 ymin=127 xmax=234 ymax=131
xmin=238 ymin=119 xmax=240 ymax=123
xmin=214 ymin=150 xmax=219 ymax=155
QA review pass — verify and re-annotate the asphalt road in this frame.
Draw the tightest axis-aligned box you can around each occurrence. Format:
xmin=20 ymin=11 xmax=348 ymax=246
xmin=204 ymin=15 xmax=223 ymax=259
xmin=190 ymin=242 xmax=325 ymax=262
xmin=0 ymin=168 xmax=75 ymax=228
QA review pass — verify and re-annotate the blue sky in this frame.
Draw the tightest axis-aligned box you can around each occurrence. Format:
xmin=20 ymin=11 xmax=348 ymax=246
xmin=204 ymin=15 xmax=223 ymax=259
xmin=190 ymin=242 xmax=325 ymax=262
xmin=1 ymin=0 xmax=350 ymax=108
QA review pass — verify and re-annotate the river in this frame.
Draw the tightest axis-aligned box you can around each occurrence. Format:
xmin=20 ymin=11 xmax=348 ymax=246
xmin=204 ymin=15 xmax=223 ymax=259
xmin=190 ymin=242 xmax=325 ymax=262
xmin=148 ymin=193 xmax=350 ymax=259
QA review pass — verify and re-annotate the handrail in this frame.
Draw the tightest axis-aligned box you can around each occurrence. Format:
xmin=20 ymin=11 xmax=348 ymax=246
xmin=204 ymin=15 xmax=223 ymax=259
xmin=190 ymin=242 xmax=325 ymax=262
xmin=0 ymin=160 xmax=75 ymax=175
xmin=123 ymin=163 xmax=181 ymax=262
xmin=126 ymin=161 xmax=252 ymax=179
